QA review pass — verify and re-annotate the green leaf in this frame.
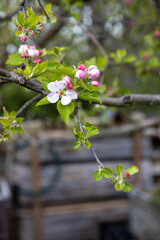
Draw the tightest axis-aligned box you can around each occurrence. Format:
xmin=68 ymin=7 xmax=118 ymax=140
xmin=14 ymin=66 xmax=31 ymax=76
xmin=11 ymin=127 xmax=17 ymax=135
xmin=97 ymin=56 xmax=107 ymax=71
xmin=83 ymin=140 xmax=91 ymax=149
xmin=101 ymin=167 xmax=113 ymax=178
xmin=9 ymin=111 xmax=16 ymax=121
xmin=17 ymin=12 xmax=24 ymax=27
xmin=25 ymin=14 xmax=39 ymax=29
xmin=29 ymin=61 xmax=48 ymax=78
xmin=126 ymin=166 xmax=139 ymax=175
xmin=114 ymin=182 xmax=125 ymax=191
xmin=78 ymin=90 xmax=102 ymax=104
xmin=36 ymin=96 xmax=50 ymax=106
xmin=0 ymin=119 xmax=10 ymax=127
xmin=3 ymin=107 xmax=9 ymax=118
xmin=124 ymin=55 xmax=136 ymax=63
xmin=16 ymin=117 xmax=24 ymax=124
xmin=6 ymin=54 xmax=26 ymax=66
xmin=122 ymin=183 xmax=133 ymax=192
xmin=57 ymin=101 xmax=75 ymax=125
xmin=93 ymin=170 xmax=103 ymax=181
xmin=57 ymin=66 xmax=76 ymax=78
xmin=73 ymin=141 xmax=81 ymax=149
xmin=115 ymin=164 xmax=125 ymax=176
xmin=17 ymin=127 xmax=24 ymax=134
xmin=45 ymin=3 xmax=57 ymax=23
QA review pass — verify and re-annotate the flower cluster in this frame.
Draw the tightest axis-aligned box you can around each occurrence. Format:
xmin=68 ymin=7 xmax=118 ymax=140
xmin=47 ymin=79 xmax=77 ymax=106
xmin=121 ymin=171 xmax=131 ymax=180
xmin=17 ymin=24 xmax=44 ymax=42
xmin=75 ymin=64 xmax=100 ymax=87
xmin=19 ymin=45 xmax=42 ymax=63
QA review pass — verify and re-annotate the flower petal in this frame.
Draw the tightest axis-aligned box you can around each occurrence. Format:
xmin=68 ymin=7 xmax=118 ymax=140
xmin=57 ymin=81 xmax=66 ymax=90
xmin=47 ymin=92 xmax=59 ymax=103
xmin=47 ymin=82 xmax=59 ymax=92
xmin=65 ymin=90 xmax=78 ymax=100
xmin=61 ymin=95 xmax=71 ymax=105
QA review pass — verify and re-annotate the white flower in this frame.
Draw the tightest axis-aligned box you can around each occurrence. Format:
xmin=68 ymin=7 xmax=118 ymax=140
xmin=28 ymin=49 xmax=39 ymax=58
xmin=19 ymin=45 xmax=29 ymax=54
xmin=47 ymin=80 xmax=77 ymax=105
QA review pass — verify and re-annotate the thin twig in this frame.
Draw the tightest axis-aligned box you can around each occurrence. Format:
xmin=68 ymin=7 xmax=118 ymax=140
xmin=74 ymin=106 xmax=104 ymax=168
xmin=37 ymin=0 xmax=50 ymax=21
xmin=19 ymin=0 xmax=27 ymax=19
xmin=16 ymin=94 xmax=42 ymax=116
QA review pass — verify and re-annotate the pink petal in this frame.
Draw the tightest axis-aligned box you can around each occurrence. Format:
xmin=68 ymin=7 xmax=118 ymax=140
xmin=65 ymin=90 xmax=78 ymax=100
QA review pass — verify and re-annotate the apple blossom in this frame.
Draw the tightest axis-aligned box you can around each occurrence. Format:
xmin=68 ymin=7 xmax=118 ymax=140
xmin=28 ymin=49 xmax=39 ymax=58
xmin=62 ymin=75 xmax=71 ymax=85
xmin=88 ymin=65 xmax=100 ymax=79
xmin=29 ymin=45 xmax=36 ymax=50
xmin=67 ymin=84 xmax=73 ymax=90
xmin=91 ymin=80 xmax=99 ymax=87
xmin=17 ymin=26 xmax=22 ymax=30
xmin=47 ymin=81 xmax=77 ymax=105
xmin=31 ymin=32 xmax=35 ymax=37
xmin=19 ymin=45 xmax=29 ymax=54
xmin=20 ymin=36 xmax=27 ymax=42
xmin=153 ymin=30 xmax=160 ymax=38
xmin=34 ymin=59 xmax=41 ymax=64
xmin=26 ymin=28 xmax=30 ymax=32
xmin=22 ymin=53 xmax=28 ymax=58
xmin=75 ymin=70 xmax=86 ymax=79
xmin=78 ymin=64 xmax=85 ymax=70
xmin=39 ymin=50 xmax=43 ymax=55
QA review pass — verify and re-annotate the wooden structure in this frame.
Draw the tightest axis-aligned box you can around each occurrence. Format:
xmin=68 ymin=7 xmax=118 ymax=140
xmin=6 ymin=127 xmax=152 ymax=240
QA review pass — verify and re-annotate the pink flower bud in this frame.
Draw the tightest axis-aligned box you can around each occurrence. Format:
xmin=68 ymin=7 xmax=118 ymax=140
xmin=31 ymin=32 xmax=35 ymax=37
xmin=29 ymin=45 xmax=36 ymax=50
xmin=20 ymin=36 xmax=27 ymax=42
xmin=62 ymin=75 xmax=71 ymax=85
xmin=26 ymin=28 xmax=30 ymax=32
xmin=75 ymin=70 xmax=86 ymax=79
xmin=22 ymin=53 xmax=28 ymax=58
xmin=67 ymin=84 xmax=73 ymax=90
xmin=88 ymin=65 xmax=98 ymax=72
xmin=17 ymin=26 xmax=22 ymax=30
xmin=39 ymin=50 xmax=43 ymax=55
xmin=40 ymin=24 xmax=43 ymax=27
xmin=89 ymin=68 xmax=100 ymax=79
xmin=78 ymin=64 xmax=85 ymax=70
xmin=91 ymin=80 xmax=99 ymax=87
xmin=85 ymin=68 xmax=88 ymax=72
xmin=153 ymin=30 xmax=160 ymax=38
xmin=41 ymin=28 xmax=44 ymax=32
xmin=34 ymin=59 xmax=41 ymax=64
xmin=143 ymin=53 xmax=152 ymax=60
xmin=124 ymin=0 xmax=132 ymax=6
xmin=126 ymin=172 xmax=131 ymax=180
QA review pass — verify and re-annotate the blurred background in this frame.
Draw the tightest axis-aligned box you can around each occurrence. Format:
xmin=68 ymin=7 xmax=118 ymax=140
xmin=1 ymin=0 xmax=160 ymax=240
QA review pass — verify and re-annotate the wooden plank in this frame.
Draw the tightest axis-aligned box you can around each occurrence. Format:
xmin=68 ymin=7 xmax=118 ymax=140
xmin=13 ymin=161 xmax=130 ymax=204
xmin=18 ymin=200 xmax=129 ymax=240
xmin=30 ymin=144 xmax=43 ymax=240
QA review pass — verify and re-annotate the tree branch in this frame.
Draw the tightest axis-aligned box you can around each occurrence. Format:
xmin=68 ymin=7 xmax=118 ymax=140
xmin=37 ymin=0 xmax=50 ymax=21
xmin=16 ymin=93 xmax=42 ymax=116
xmin=74 ymin=106 xmax=104 ymax=168
xmin=19 ymin=0 xmax=27 ymax=19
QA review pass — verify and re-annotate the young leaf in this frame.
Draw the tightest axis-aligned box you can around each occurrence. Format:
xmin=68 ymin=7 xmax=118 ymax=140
xmin=9 ymin=111 xmax=16 ymax=121
xmin=122 ymin=183 xmax=133 ymax=192
xmin=114 ymin=182 xmax=125 ymax=191
xmin=78 ymin=90 xmax=102 ymax=104
xmin=126 ymin=166 xmax=139 ymax=175
xmin=0 ymin=119 xmax=10 ymax=127
xmin=29 ymin=61 xmax=48 ymax=78
xmin=101 ymin=167 xmax=113 ymax=178
xmin=36 ymin=96 xmax=50 ymax=106
xmin=17 ymin=12 xmax=24 ymax=27
xmin=73 ymin=141 xmax=81 ymax=149
xmin=57 ymin=101 xmax=75 ymax=125
xmin=115 ymin=164 xmax=125 ymax=176
xmin=16 ymin=117 xmax=24 ymax=124
xmin=17 ymin=127 xmax=24 ymax=134
xmin=93 ymin=170 xmax=103 ymax=181
xmin=6 ymin=54 xmax=26 ymax=66
xmin=25 ymin=14 xmax=39 ymax=29
xmin=83 ymin=140 xmax=91 ymax=149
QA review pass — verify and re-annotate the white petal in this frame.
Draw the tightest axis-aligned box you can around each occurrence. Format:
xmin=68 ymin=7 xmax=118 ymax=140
xmin=65 ymin=90 xmax=78 ymax=100
xmin=88 ymin=65 xmax=98 ymax=72
xmin=61 ymin=96 xmax=71 ymax=105
xmin=47 ymin=82 xmax=59 ymax=92
xmin=57 ymin=81 xmax=66 ymax=90
xmin=47 ymin=93 xmax=59 ymax=103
